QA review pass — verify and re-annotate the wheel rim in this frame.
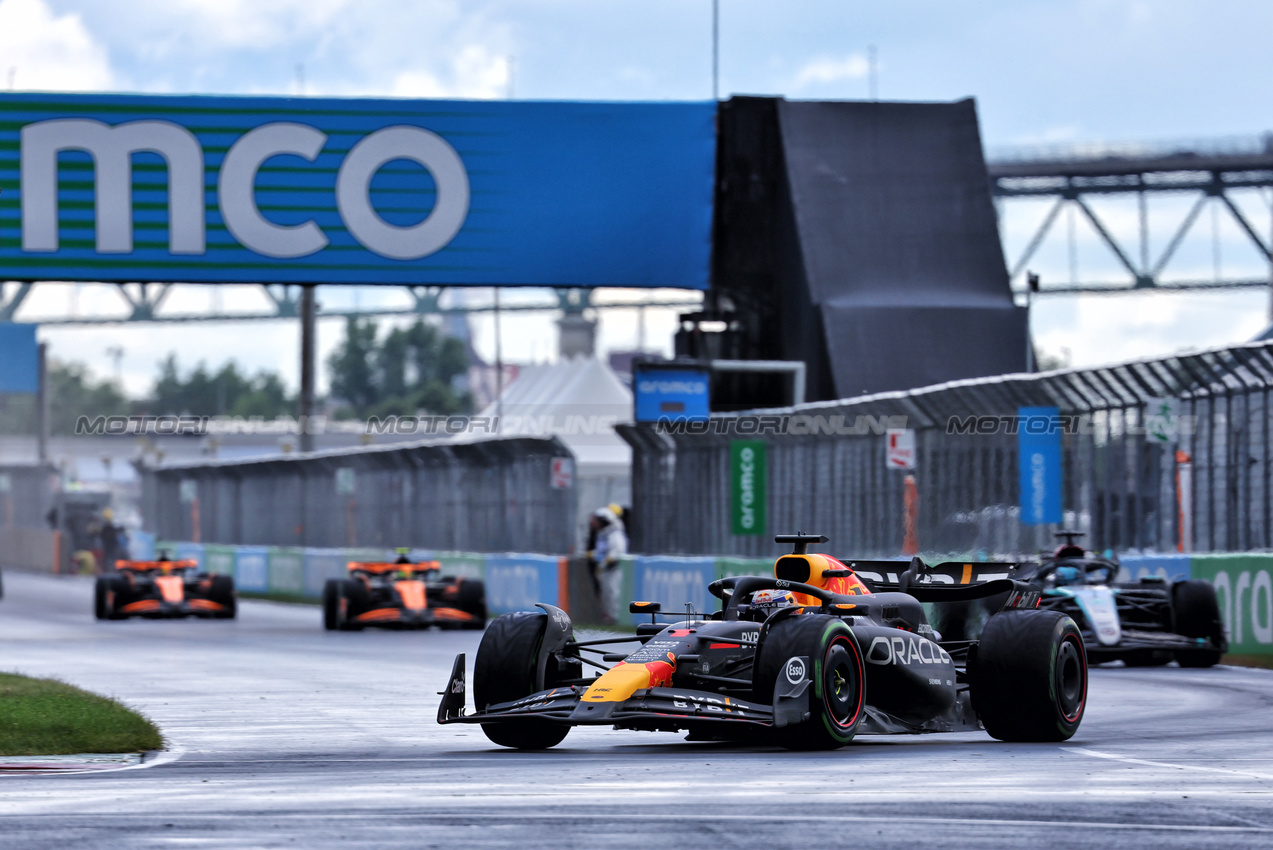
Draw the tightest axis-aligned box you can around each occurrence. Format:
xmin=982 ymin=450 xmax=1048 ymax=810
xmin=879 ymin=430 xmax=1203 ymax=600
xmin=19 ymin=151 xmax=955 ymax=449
xmin=1055 ymin=634 xmax=1086 ymax=722
xmin=822 ymin=639 xmax=862 ymax=729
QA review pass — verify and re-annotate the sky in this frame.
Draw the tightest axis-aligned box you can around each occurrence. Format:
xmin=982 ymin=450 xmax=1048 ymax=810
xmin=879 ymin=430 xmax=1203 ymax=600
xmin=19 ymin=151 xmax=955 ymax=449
xmin=1 ymin=0 xmax=1271 ymax=396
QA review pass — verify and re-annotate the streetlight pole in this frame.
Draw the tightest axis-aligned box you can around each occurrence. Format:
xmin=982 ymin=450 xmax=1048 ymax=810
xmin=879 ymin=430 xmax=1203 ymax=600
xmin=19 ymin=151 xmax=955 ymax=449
xmin=712 ymin=0 xmax=719 ymax=101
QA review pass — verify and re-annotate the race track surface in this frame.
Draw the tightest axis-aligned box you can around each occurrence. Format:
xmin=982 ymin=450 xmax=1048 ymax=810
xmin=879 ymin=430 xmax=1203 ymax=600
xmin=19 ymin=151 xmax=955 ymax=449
xmin=1 ymin=571 xmax=1271 ymax=848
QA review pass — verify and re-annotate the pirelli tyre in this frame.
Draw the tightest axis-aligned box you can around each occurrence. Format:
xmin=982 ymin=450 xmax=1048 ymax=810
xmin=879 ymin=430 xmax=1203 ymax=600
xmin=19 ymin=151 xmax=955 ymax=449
xmin=456 ymin=578 xmax=488 ymax=629
xmin=473 ymin=611 xmax=576 ymax=749
xmin=95 ymin=575 xmax=129 ymax=620
xmin=93 ymin=576 xmax=112 ymax=620
xmin=972 ymin=610 xmax=1087 ymax=742
xmin=323 ymin=579 xmax=366 ymax=630
xmin=209 ymin=575 xmax=237 ymax=619
xmin=322 ymin=579 xmax=342 ymax=630
xmin=753 ymin=614 xmax=866 ymax=750
xmin=1172 ymin=580 xmax=1226 ymax=668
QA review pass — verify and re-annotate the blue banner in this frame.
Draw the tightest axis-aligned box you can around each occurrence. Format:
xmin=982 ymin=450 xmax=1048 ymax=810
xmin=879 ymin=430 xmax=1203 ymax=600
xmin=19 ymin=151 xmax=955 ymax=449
xmin=1018 ymin=406 xmax=1063 ymax=525
xmin=634 ymin=367 xmax=711 ymax=422
xmin=0 ymin=323 xmax=38 ymax=393
xmin=0 ymin=94 xmax=714 ymax=287
xmin=632 ymin=556 xmax=717 ymax=624
xmin=484 ymin=554 xmax=559 ymax=614
xmin=234 ymin=546 xmax=270 ymax=592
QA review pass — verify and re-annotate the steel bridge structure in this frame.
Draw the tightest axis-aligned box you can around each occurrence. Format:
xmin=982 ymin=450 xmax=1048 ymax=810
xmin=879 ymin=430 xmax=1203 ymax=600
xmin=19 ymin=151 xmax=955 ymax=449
xmin=3 ymin=135 xmax=1273 ymax=326
xmin=990 ymin=135 xmax=1273 ymax=296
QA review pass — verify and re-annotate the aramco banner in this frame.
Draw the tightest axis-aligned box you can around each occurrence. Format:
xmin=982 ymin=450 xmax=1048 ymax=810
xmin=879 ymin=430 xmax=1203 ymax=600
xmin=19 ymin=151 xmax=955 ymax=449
xmin=1017 ymin=406 xmax=1063 ymax=525
xmin=731 ymin=440 xmax=767 ymax=536
xmin=0 ymin=93 xmax=715 ymax=287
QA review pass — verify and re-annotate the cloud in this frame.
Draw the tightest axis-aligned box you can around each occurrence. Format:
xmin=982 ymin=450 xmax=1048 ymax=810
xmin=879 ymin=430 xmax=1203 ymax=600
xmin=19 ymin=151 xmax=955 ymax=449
xmin=0 ymin=0 xmax=113 ymax=91
xmin=391 ymin=45 xmax=510 ymax=100
xmin=792 ymin=54 xmax=869 ymax=91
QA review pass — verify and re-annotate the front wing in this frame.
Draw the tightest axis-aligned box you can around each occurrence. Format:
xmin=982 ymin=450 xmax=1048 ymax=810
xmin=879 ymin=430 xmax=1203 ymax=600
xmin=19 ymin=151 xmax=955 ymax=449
xmin=437 ymin=654 xmax=809 ymax=732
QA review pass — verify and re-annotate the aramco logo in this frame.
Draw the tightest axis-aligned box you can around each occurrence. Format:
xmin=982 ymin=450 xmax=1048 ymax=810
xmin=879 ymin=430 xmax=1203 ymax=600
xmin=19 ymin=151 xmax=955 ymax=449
xmin=737 ymin=446 xmax=757 ymax=531
xmin=20 ymin=119 xmax=469 ymax=260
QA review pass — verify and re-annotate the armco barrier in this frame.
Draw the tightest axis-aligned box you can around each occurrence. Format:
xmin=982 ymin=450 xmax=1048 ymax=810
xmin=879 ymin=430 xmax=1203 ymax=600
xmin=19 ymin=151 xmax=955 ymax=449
xmin=268 ymin=548 xmax=306 ymax=596
xmin=1117 ymin=554 xmax=1192 ymax=583
xmin=1191 ymin=555 xmax=1273 ymax=656
xmin=434 ymin=553 xmax=486 ymax=580
xmin=303 ymin=548 xmax=349 ymax=597
xmin=203 ymin=544 xmax=236 ymax=577
xmin=631 ymin=557 xmax=716 ymax=625
xmin=485 ymin=554 xmax=561 ymax=615
xmin=716 ymin=556 xmax=771 ymax=580
xmin=172 ymin=542 xmax=205 ymax=568
xmin=234 ymin=546 xmax=270 ymax=593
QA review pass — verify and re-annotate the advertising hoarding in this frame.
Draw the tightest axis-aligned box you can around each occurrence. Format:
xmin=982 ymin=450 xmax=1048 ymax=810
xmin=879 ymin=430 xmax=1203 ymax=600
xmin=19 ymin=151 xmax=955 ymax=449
xmin=0 ymin=94 xmax=714 ymax=287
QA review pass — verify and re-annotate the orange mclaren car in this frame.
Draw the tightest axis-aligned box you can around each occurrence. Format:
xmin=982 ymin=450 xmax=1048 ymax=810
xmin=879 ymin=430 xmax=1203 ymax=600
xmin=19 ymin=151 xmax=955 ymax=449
xmin=323 ymin=554 xmax=486 ymax=631
xmin=95 ymin=556 xmax=237 ymax=620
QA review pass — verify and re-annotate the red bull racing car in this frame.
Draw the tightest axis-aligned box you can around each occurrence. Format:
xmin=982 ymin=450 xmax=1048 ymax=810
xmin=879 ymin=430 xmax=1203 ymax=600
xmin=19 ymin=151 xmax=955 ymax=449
xmin=95 ymin=557 xmax=237 ymax=620
xmin=323 ymin=553 xmax=487 ymax=631
xmin=439 ymin=533 xmax=1087 ymax=750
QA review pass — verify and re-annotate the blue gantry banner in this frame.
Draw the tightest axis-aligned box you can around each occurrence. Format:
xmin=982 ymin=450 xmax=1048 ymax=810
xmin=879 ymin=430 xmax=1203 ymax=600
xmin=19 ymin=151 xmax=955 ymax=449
xmin=0 ymin=94 xmax=715 ymax=287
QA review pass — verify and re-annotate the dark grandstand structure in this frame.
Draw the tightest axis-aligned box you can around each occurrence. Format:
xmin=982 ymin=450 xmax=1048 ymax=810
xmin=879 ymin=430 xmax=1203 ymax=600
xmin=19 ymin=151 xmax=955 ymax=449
xmin=680 ymin=97 xmax=1028 ymax=407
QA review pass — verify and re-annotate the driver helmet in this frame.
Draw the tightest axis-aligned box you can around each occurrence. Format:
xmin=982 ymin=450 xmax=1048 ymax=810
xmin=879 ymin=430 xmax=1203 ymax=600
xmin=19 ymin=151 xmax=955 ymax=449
xmin=750 ymin=589 xmax=798 ymax=612
xmin=1053 ymin=565 xmax=1081 ymax=586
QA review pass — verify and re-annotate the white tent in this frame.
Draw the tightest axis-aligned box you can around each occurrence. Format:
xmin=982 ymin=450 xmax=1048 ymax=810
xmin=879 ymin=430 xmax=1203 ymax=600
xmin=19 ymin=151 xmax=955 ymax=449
xmin=475 ymin=357 xmax=633 ymax=546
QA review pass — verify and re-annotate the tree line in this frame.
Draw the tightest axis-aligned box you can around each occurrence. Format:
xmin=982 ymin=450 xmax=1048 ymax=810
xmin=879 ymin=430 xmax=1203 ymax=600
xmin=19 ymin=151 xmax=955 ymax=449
xmin=0 ymin=318 xmax=471 ymax=435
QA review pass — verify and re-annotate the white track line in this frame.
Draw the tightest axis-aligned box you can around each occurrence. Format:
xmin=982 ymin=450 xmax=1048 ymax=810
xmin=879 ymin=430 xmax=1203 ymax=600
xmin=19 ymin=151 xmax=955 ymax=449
xmin=1072 ymin=747 xmax=1273 ymax=781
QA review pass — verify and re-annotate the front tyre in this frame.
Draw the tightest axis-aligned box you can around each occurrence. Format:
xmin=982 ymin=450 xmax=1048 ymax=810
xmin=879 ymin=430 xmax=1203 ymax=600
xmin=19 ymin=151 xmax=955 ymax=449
xmin=972 ymin=610 xmax=1087 ymax=742
xmin=754 ymin=615 xmax=865 ymax=750
xmin=473 ymin=611 xmax=572 ymax=750
xmin=209 ymin=575 xmax=237 ymax=619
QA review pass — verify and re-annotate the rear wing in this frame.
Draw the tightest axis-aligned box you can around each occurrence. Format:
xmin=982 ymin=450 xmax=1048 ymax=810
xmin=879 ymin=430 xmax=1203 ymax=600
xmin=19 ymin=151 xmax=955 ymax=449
xmin=839 ymin=557 xmax=1038 ymax=606
xmin=348 ymin=561 xmax=441 ymax=574
xmin=117 ymin=559 xmax=198 ymax=571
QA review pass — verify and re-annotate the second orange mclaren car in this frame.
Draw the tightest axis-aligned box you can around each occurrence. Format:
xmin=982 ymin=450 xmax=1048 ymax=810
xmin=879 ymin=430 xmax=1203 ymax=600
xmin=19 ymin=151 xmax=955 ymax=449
xmin=323 ymin=552 xmax=486 ymax=631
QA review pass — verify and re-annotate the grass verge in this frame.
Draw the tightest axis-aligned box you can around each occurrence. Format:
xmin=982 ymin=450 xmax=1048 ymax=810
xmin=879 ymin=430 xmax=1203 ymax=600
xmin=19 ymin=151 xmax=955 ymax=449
xmin=0 ymin=672 xmax=163 ymax=756
xmin=239 ymin=590 xmax=319 ymax=605
xmin=1222 ymin=654 xmax=1273 ymax=670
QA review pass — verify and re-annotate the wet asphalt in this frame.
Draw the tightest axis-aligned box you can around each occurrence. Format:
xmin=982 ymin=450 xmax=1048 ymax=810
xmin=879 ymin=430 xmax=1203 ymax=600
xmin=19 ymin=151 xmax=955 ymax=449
xmin=1 ymin=570 xmax=1271 ymax=849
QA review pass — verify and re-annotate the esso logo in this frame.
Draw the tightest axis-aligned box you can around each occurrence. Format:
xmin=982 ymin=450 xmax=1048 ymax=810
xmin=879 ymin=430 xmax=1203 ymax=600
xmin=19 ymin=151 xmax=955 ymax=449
xmin=785 ymin=658 xmax=806 ymax=684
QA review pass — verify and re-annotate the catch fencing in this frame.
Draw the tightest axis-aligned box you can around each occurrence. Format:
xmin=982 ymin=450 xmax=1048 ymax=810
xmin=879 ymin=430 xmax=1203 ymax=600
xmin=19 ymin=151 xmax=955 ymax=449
xmin=140 ymin=436 xmax=577 ymax=554
xmin=618 ymin=340 xmax=1273 ymax=559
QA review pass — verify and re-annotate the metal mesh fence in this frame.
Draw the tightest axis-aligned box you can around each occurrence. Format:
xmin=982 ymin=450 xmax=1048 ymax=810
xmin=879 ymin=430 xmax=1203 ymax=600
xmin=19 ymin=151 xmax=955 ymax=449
xmin=618 ymin=341 xmax=1273 ymax=558
xmin=140 ymin=436 xmax=577 ymax=554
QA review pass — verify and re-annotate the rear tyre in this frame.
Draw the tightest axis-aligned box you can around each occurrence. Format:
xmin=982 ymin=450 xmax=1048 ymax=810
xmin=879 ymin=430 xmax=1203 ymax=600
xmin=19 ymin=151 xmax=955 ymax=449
xmin=972 ymin=610 xmax=1087 ymax=742
xmin=209 ymin=575 xmax=237 ymax=619
xmin=1172 ymin=580 xmax=1225 ymax=667
xmin=94 ymin=576 xmax=111 ymax=620
xmin=753 ymin=614 xmax=865 ymax=750
xmin=473 ymin=611 xmax=571 ymax=749
xmin=456 ymin=578 xmax=487 ymax=629
xmin=322 ymin=579 xmax=342 ymax=630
